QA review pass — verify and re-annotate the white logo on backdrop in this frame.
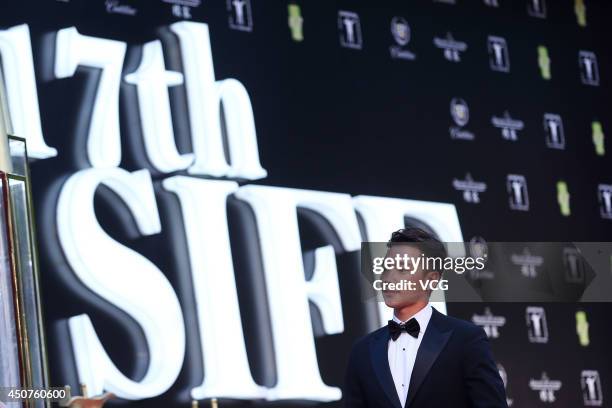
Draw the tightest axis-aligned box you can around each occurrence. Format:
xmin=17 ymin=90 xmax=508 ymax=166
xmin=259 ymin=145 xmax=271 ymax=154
xmin=434 ymin=32 xmax=467 ymax=62
xmin=582 ymin=370 xmax=603 ymax=406
xmin=598 ymin=184 xmax=612 ymax=219
xmin=338 ymin=10 xmax=362 ymax=49
xmin=449 ymin=98 xmax=475 ymax=140
xmin=526 ymin=306 xmax=549 ymax=343
xmin=492 ymin=111 xmax=524 ymax=141
xmin=488 ymin=36 xmax=510 ymax=72
xmin=389 ymin=17 xmax=416 ymax=60
xmin=453 ymin=173 xmax=487 ymax=203
xmin=529 ymin=372 xmax=562 ymax=402
xmin=511 ymin=248 xmax=543 ymax=278
xmin=507 ymin=174 xmax=529 ymax=211
xmin=543 ymin=113 xmax=565 ymax=149
xmin=579 ymin=51 xmax=600 ymax=86
xmin=227 ymin=0 xmax=253 ymax=31
xmin=105 ymin=0 xmax=137 ymax=16
xmin=472 ymin=308 xmax=506 ymax=338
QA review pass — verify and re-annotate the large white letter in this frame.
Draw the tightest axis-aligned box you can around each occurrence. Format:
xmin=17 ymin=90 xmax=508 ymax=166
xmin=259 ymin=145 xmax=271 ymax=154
xmin=170 ymin=22 xmax=267 ymax=179
xmin=162 ymin=176 xmax=266 ymax=400
xmin=57 ymin=168 xmax=185 ymax=399
xmin=235 ymin=185 xmax=361 ymax=401
xmin=124 ymin=41 xmax=194 ymax=172
xmin=55 ymin=27 xmax=126 ymax=168
xmin=0 ymin=24 xmax=57 ymax=159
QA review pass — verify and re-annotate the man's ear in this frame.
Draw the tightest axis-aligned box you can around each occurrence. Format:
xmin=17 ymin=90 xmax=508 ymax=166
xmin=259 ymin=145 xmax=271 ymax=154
xmin=424 ymin=270 xmax=441 ymax=281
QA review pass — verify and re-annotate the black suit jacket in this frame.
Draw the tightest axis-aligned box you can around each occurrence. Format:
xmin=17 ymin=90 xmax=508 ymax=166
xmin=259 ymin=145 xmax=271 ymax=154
xmin=344 ymin=308 xmax=508 ymax=408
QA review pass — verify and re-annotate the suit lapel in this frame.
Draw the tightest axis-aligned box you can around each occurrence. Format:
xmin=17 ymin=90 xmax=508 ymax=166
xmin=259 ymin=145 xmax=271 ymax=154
xmin=369 ymin=330 xmax=402 ymax=408
xmin=405 ymin=309 xmax=453 ymax=407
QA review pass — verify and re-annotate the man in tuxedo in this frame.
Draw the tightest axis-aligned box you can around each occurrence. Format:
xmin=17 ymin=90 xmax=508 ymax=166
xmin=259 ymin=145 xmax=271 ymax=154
xmin=344 ymin=228 xmax=507 ymax=408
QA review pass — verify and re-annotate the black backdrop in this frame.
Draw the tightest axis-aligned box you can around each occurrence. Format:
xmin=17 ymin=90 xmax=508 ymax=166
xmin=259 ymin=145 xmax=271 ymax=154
xmin=1 ymin=0 xmax=612 ymax=407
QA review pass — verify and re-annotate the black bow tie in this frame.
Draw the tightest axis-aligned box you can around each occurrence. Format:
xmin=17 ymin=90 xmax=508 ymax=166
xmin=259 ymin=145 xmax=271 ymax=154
xmin=388 ymin=318 xmax=420 ymax=341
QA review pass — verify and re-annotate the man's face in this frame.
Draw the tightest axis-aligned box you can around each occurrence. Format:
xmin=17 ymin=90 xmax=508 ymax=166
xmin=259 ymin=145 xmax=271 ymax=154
xmin=380 ymin=244 xmax=436 ymax=309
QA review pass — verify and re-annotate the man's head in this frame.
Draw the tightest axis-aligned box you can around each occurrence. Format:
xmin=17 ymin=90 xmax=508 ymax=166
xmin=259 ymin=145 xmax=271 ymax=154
xmin=381 ymin=228 xmax=447 ymax=309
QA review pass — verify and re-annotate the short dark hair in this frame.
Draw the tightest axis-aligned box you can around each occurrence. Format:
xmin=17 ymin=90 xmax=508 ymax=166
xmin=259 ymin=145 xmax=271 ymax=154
xmin=387 ymin=228 xmax=448 ymax=274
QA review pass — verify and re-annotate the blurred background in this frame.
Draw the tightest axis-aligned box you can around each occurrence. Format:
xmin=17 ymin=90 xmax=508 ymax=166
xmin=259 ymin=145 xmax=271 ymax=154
xmin=0 ymin=0 xmax=611 ymax=407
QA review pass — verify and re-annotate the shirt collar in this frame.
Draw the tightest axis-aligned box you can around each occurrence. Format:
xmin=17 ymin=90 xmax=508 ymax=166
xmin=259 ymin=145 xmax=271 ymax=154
xmin=392 ymin=304 xmax=433 ymax=330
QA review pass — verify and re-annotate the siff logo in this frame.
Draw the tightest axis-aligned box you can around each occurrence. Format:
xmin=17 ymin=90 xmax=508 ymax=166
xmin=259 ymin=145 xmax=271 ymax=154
xmin=581 ymin=370 xmax=603 ymax=406
xmin=526 ymin=306 xmax=548 ymax=343
xmin=598 ymin=184 xmax=612 ymax=219
xmin=338 ymin=10 xmax=362 ymax=49
xmin=564 ymin=247 xmax=584 ymax=283
xmin=579 ymin=51 xmax=600 ymax=86
xmin=488 ymin=36 xmax=510 ymax=72
xmin=227 ymin=0 xmax=253 ymax=32
xmin=507 ymin=174 xmax=529 ymax=211
xmin=544 ymin=113 xmax=565 ymax=149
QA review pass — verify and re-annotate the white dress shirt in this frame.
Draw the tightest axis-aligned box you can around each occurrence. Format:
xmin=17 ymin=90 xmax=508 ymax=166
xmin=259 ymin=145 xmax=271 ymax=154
xmin=387 ymin=305 xmax=433 ymax=407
